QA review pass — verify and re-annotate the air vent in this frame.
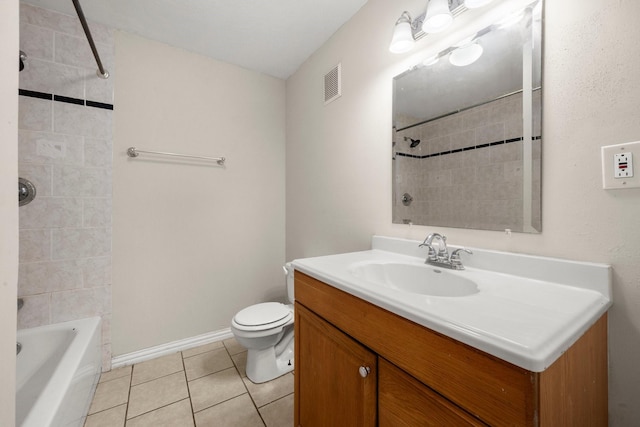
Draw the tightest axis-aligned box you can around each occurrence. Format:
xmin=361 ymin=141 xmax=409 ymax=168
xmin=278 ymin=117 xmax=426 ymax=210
xmin=324 ymin=63 xmax=342 ymax=105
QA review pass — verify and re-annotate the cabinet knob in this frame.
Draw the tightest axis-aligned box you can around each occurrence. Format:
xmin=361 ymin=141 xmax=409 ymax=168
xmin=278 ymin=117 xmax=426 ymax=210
xmin=358 ymin=366 xmax=371 ymax=378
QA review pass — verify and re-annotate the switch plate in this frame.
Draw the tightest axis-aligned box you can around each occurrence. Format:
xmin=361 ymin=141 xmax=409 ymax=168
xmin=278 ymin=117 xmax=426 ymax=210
xmin=602 ymin=141 xmax=640 ymax=189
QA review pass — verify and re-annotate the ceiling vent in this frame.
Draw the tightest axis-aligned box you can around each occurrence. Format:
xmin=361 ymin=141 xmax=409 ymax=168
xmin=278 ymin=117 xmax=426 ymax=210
xmin=324 ymin=63 xmax=342 ymax=105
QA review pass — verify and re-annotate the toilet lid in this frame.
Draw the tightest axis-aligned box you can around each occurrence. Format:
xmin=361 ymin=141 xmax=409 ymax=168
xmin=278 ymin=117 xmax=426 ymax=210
xmin=234 ymin=302 xmax=291 ymax=328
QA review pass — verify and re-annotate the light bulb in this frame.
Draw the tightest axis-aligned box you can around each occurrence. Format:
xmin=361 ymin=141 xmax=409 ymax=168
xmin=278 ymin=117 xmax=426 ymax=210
xmin=422 ymin=0 xmax=453 ymax=34
xmin=449 ymin=42 xmax=483 ymax=66
xmin=389 ymin=12 xmax=415 ymax=54
xmin=389 ymin=21 xmax=415 ymax=53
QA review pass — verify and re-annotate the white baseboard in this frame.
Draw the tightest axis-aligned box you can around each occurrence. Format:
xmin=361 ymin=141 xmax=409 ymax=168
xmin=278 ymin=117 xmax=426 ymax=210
xmin=111 ymin=327 xmax=234 ymax=369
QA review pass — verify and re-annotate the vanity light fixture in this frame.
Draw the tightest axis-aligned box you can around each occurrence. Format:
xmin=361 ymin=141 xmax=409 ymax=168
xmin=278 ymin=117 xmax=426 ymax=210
xmin=464 ymin=0 xmax=495 ymax=9
xmin=389 ymin=0 xmax=466 ymax=54
xmin=389 ymin=11 xmax=416 ymax=54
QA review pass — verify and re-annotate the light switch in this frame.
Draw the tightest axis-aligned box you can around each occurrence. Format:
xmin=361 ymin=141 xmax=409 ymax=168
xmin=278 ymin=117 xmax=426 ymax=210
xmin=602 ymin=141 xmax=640 ymax=189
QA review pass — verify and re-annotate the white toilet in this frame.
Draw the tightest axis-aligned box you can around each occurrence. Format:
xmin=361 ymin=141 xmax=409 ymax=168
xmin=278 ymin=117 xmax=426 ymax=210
xmin=231 ymin=263 xmax=295 ymax=383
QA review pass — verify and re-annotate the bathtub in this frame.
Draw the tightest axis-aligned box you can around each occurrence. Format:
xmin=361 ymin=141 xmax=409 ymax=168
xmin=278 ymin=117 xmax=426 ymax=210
xmin=16 ymin=317 xmax=102 ymax=427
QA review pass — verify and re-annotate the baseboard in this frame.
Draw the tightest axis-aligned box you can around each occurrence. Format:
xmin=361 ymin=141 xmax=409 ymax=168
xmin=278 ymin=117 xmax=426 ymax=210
xmin=111 ymin=327 xmax=234 ymax=369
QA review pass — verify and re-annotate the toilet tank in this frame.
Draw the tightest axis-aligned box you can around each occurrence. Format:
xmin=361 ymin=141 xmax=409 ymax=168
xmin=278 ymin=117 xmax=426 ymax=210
xmin=285 ymin=262 xmax=295 ymax=303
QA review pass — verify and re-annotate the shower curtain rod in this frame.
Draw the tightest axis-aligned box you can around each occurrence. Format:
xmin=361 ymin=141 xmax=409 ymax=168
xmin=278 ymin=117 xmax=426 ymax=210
xmin=71 ymin=0 xmax=109 ymax=79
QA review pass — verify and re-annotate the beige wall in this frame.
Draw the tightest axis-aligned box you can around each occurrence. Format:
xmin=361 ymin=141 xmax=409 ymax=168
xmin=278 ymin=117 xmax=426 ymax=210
xmin=286 ymin=0 xmax=640 ymax=424
xmin=0 ymin=0 xmax=19 ymax=424
xmin=112 ymin=32 xmax=286 ymax=355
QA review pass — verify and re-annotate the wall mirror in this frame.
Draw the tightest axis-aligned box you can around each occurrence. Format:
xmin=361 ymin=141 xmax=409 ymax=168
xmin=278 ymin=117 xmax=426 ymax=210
xmin=392 ymin=0 xmax=542 ymax=233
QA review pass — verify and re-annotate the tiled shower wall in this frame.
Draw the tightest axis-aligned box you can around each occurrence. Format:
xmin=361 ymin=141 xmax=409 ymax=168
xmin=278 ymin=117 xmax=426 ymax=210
xmin=17 ymin=3 xmax=114 ymax=370
xmin=393 ymin=91 xmax=541 ymax=232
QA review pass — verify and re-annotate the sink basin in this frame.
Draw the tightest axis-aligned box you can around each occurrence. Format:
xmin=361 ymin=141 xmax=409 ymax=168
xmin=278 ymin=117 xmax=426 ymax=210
xmin=349 ymin=262 xmax=479 ymax=297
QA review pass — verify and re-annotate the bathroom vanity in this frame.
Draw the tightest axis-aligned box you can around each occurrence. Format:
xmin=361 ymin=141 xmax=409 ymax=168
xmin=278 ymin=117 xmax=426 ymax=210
xmin=292 ymin=236 xmax=611 ymax=426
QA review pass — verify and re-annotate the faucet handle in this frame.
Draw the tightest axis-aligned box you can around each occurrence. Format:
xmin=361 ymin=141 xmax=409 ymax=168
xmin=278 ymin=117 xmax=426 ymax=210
xmin=451 ymin=248 xmax=473 ymax=258
xmin=418 ymin=242 xmax=438 ymax=261
xmin=450 ymin=248 xmax=473 ymax=268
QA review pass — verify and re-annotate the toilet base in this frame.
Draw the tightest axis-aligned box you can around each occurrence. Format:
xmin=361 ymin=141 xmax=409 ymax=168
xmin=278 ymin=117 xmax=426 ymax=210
xmin=245 ymin=331 xmax=294 ymax=384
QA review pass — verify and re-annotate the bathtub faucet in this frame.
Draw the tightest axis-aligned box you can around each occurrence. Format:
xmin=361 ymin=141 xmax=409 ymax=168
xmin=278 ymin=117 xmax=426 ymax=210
xmin=18 ymin=298 xmax=24 ymax=311
xmin=419 ymin=233 xmax=472 ymax=270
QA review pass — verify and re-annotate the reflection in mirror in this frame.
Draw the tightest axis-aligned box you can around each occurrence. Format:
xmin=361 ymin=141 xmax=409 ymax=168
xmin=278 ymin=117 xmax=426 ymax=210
xmin=392 ymin=0 xmax=542 ymax=233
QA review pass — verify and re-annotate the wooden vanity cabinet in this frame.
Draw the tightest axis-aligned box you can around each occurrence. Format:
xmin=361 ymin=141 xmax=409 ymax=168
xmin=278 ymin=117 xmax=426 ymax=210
xmin=295 ymin=303 xmax=377 ymax=426
xmin=294 ymin=271 xmax=608 ymax=427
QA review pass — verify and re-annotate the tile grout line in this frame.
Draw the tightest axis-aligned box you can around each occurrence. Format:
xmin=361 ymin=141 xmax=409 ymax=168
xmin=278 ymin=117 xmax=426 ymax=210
xmin=88 ymin=340 xmax=292 ymax=426
xmin=123 ymin=364 xmax=133 ymax=426
xmin=124 ymin=398 xmax=192 ymax=425
xmin=223 ymin=340 xmax=268 ymax=427
xmin=257 ymin=387 xmax=295 ymax=409
xmin=185 ymin=341 xmax=260 ymax=423
xmin=180 ymin=349 xmax=198 ymax=427
xmin=126 ymin=359 xmax=191 ymax=422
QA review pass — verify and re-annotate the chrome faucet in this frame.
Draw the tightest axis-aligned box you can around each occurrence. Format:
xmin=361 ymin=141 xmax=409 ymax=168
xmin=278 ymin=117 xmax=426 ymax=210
xmin=419 ymin=233 xmax=472 ymax=270
xmin=420 ymin=233 xmax=448 ymax=262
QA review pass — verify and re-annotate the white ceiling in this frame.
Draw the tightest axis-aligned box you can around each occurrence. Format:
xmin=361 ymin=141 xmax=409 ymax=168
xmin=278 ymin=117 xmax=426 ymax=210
xmin=22 ymin=0 xmax=368 ymax=79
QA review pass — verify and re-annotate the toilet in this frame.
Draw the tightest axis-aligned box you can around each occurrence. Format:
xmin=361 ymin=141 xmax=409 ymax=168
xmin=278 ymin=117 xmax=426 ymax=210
xmin=231 ymin=263 xmax=295 ymax=383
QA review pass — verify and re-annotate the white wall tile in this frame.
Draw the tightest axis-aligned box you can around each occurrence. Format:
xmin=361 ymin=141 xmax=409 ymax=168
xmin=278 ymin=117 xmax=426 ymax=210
xmin=20 ymin=3 xmax=83 ymax=38
xmin=84 ymin=198 xmax=112 ymax=227
xmin=426 ymin=170 xmax=451 ymax=188
xmin=84 ymin=138 xmax=113 ymax=167
xmin=19 ymin=23 xmax=54 ymax=61
xmin=53 ymin=102 xmax=112 ymax=139
xmin=476 ymin=123 xmax=505 ymax=145
xmin=51 ymin=227 xmax=111 ymax=260
xmin=450 ymin=130 xmax=475 ymax=150
xmin=18 ymin=163 xmax=52 ymax=196
xmin=19 ymin=96 xmax=52 ymax=132
xmin=17 ymin=293 xmax=51 ymax=329
xmin=81 ymin=256 xmax=112 ymax=288
xmin=490 ymin=142 xmax=522 ymax=163
xmin=52 ymin=166 xmax=112 ymax=197
xmin=18 ymin=259 xmax=84 ymax=296
xmin=101 ymin=314 xmax=111 ymax=345
xmin=18 ymin=2 xmax=114 ymax=370
xmin=86 ymin=21 xmax=115 ymax=47
xmin=19 ymin=197 xmax=82 ymax=229
xmin=101 ymin=343 xmax=112 ymax=372
xmin=19 ymin=130 xmax=83 ymax=165
xmin=461 ymin=109 xmax=489 ymax=131
xmin=85 ymin=70 xmax=114 ymax=104
xmin=51 ymin=286 xmax=111 ymax=323
xmin=504 ymin=160 xmax=524 ymax=181
xmin=19 ymin=229 xmax=51 ymax=262
xmin=19 ymin=58 xmax=85 ymax=99
xmin=55 ymin=33 xmax=113 ymax=71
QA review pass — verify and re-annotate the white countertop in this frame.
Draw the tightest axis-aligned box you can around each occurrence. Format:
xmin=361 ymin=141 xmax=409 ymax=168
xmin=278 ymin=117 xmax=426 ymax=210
xmin=292 ymin=236 xmax=612 ymax=372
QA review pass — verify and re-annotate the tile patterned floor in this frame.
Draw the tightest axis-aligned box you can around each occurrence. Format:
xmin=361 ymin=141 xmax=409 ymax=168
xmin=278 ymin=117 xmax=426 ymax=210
xmin=85 ymin=338 xmax=293 ymax=427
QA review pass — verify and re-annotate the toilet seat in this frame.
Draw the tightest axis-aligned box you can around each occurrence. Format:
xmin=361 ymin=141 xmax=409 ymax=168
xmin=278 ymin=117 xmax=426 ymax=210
xmin=233 ymin=302 xmax=292 ymax=332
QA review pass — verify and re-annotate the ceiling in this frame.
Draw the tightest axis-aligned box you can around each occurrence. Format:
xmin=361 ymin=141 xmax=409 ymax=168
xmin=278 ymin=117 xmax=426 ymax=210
xmin=22 ymin=0 xmax=368 ymax=79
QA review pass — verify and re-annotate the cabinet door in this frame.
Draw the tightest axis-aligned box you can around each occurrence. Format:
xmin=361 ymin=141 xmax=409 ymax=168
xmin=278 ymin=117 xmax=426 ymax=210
xmin=379 ymin=358 xmax=488 ymax=427
xmin=295 ymin=303 xmax=377 ymax=427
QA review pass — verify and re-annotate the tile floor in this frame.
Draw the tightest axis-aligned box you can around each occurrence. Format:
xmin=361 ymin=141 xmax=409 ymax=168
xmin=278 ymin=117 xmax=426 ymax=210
xmin=84 ymin=338 xmax=293 ymax=427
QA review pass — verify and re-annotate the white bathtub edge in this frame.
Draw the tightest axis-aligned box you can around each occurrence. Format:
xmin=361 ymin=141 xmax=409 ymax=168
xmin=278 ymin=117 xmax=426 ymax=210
xmin=111 ymin=327 xmax=233 ymax=369
xmin=18 ymin=316 xmax=102 ymax=427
